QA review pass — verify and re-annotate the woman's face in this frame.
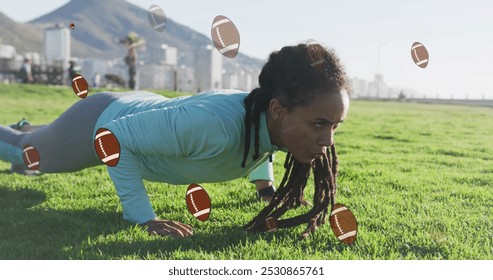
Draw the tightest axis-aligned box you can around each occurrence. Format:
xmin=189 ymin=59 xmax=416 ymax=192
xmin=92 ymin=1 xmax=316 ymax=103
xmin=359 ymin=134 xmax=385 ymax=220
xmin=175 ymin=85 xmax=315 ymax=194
xmin=269 ymin=91 xmax=350 ymax=163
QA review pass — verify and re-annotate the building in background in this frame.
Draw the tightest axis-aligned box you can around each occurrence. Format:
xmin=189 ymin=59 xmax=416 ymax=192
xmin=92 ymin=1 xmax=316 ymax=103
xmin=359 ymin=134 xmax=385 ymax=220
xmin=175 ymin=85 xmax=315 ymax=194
xmin=0 ymin=44 xmax=18 ymax=82
xmin=0 ymin=44 xmax=16 ymax=59
xmin=237 ymin=70 xmax=253 ymax=92
xmin=222 ymin=70 xmax=238 ymax=89
xmin=159 ymin=44 xmax=177 ymax=66
xmin=175 ymin=65 xmax=195 ymax=93
xmin=139 ymin=64 xmax=175 ymax=90
xmin=44 ymin=24 xmax=70 ymax=65
xmin=350 ymin=74 xmax=418 ymax=100
xmin=138 ymin=44 xmax=189 ymax=91
xmin=223 ymin=69 xmax=259 ymax=92
xmin=369 ymin=73 xmax=388 ymax=98
xmin=194 ymin=45 xmax=222 ymax=92
xmin=80 ymin=58 xmax=109 ymax=87
xmin=43 ymin=24 xmax=70 ymax=85
xmin=349 ymin=77 xmax=369 ymax=98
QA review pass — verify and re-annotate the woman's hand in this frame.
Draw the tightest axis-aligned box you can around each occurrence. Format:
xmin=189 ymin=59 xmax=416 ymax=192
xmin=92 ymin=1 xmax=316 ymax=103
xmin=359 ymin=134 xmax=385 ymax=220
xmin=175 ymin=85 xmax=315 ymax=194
xmin=140 ymin=218 xmax=193 ymax=238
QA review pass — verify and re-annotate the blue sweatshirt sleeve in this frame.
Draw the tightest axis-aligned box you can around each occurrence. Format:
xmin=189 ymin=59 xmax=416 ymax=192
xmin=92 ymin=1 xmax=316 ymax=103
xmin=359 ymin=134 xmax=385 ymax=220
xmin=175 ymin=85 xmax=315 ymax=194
xmin=106 ymin=147 xmax=156 ymax=224
xmin=101 ymin=104 xmax=231 ymax=223
xmin=101 ymin=108 xmax=179 ymax=224
xmin=248 ymin=158 xmax=274 ymax=183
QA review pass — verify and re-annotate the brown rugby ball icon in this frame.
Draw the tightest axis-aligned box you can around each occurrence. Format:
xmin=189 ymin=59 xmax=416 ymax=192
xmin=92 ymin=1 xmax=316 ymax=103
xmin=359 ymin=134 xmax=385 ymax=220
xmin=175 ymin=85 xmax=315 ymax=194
xmin=186 ymin=183 xmax=211 ymax=222
xmin=211 ymin=15 xmax=240 ymax=58
xmin=329 ymin=203 xmax=358 ymax=245
xmin=94 ymin=128 xmax=121 ymax=167
xmin=71 ymin=74 xmax=89 ymax=99
xmin=22 ymin=145 xmax=40 ymax=171
xmin=264 ymin=217 xmax=278 ymax=232
xmin=411 ymin=42 xmax=429 ymax=68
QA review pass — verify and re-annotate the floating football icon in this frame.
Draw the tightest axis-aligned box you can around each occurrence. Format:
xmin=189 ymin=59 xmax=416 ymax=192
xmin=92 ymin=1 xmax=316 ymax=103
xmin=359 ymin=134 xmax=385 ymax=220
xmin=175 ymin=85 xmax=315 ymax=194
xmin=94 ymin=128 xmax=121 ymax=167
xmin=71 ymin=74 xmax=89 ymax=99
xmin=186 ymin=183 xmax=211 ymax=222
xmin=411 ymin=42 xmax=429 ymax=68
xmin=211 ymin=15 xmax=240 ymax=58
xmin=329 ymin=203 xmax=358 ymax=245
xmin=22 ymin=145 xmax=40 ymax=171
xmin=148 ymin=4 xmax=167 ymax=32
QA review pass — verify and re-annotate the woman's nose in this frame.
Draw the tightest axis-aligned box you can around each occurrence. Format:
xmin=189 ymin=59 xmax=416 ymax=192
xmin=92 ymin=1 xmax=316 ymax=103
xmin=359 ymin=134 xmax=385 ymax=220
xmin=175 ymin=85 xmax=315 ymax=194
xmin=318 ymin=129 xmax=334 ymax=147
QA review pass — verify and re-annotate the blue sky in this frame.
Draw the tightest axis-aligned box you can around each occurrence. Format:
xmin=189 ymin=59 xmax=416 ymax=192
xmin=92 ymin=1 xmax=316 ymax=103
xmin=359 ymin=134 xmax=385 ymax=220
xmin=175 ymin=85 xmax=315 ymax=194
xmin=1 ymin=0 xmax=493 ymax=99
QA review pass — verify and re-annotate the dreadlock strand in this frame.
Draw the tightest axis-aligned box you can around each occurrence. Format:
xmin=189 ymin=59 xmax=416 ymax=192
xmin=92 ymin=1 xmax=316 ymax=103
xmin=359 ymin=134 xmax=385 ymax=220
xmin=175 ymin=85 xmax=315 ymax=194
xmin=329 ymin=144 xmax=338 ymax=208
xmin=252 ymin=98 xmax=262 ymax=161
xmin=316 ymin=153 xmax=332 ymax=226
xmin=245 ymin=149 xmax=337 ymax=234
xmin=330 ymin=144 xmax=338 ymax=177
xmin=243 ymin=156 xmax=294 ymax=230
xmin=241 ymin=92 xmax=255 ymax=168
xmin=276 ymin=155 xmax=332 ymax=234
xmin=244 ymin=156 xmax=300 ymax=231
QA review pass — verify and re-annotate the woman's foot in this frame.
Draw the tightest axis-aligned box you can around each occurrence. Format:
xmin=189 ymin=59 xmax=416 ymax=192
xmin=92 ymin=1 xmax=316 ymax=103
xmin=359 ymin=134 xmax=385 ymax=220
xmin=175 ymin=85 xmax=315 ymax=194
xmin=10 ymin=164 xmax=40 ymax=176
xmin=8 ymin=118 xmax=40 ymax=176
xmin=9 ymin=118 xmax=31 ymax=131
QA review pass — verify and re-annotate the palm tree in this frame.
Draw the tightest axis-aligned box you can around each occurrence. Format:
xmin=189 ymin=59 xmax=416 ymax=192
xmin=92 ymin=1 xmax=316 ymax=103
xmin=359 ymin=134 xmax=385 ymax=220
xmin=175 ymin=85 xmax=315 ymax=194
xmin=120 ymin=32 xmax=145 ymax=89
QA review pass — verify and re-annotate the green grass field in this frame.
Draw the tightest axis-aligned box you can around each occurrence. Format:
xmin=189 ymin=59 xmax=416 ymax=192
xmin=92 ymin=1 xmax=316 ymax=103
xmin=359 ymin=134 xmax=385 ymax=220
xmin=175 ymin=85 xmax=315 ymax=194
xmin=0 ymin=83 xmax=491 ymax=260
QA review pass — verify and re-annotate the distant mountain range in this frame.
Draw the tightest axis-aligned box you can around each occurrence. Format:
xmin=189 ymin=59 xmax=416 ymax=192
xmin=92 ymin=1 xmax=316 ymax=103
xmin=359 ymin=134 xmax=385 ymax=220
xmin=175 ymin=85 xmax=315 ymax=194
xmin=0 ymin=0 xmax=264 ymax=71
xmin=0 ymin=11 xmax=43 ymax=54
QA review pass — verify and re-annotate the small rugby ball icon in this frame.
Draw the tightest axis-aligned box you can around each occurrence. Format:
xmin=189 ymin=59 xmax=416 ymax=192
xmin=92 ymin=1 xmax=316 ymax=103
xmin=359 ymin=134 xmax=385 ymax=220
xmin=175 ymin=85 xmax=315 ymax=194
xmin=94 ymin=128 xmax=120 ymax=167
xmin=264 ymin=217 xmax=278 ymax=232
xmin=411 ymin=42 xmax=429 ymax=68
xmin=147 ymin=4 xmax=167 ymax=32
xmin=22 ymin=145 xmax=40 ymax=171
xmin=186 ymin=183 xmax=211 ymax=222
xmin=211 ymin=15 xmax=240 ymax=58
xmin=71 ymin=74 xmax=89 ymax=99
xmin=329 ymin=203 xmax=358 ymax=245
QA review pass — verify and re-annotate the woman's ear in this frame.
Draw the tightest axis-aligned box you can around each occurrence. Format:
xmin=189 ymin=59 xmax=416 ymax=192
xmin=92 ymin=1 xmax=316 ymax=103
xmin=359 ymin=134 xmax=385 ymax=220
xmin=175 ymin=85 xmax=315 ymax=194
xmin=269 ymin=98 xmax=286 ymax=121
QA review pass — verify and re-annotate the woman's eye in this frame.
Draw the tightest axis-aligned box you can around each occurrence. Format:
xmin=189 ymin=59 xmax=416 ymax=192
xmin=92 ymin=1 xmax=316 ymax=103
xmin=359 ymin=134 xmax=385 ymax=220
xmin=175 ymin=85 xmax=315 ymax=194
xmin=315 ymin=122 xmax=340 ymax=129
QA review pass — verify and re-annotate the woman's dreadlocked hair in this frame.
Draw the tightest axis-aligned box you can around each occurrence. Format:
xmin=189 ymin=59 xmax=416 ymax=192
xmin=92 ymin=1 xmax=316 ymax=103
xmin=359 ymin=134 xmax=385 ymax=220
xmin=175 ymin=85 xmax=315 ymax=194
xmin=242 ymin=42 xmax=351 ymax=238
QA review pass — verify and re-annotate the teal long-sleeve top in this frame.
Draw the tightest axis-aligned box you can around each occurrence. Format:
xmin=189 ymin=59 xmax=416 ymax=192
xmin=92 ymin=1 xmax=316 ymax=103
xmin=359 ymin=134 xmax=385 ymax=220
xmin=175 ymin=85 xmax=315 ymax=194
xmin=94 ymin=90 xmax=279 ymax=223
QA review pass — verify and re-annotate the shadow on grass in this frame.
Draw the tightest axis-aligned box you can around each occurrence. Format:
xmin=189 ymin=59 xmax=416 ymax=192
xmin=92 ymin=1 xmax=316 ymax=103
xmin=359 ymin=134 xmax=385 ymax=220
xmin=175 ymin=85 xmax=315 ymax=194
xmin=0 ymin=169 xmax=12 ymax=175
xmin=0 ymin=187 xmax=126 ymax=259
xmin=77 ymin=225 xmax=325 ymax=260
xmin=0 ymin=187 xmax=346 ymax=260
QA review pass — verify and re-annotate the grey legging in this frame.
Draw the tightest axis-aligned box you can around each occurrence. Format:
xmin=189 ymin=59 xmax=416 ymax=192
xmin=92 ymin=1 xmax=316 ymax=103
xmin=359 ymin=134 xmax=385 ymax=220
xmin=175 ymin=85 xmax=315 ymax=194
xmin=0 ymin=92 xmax=129 ymax=173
